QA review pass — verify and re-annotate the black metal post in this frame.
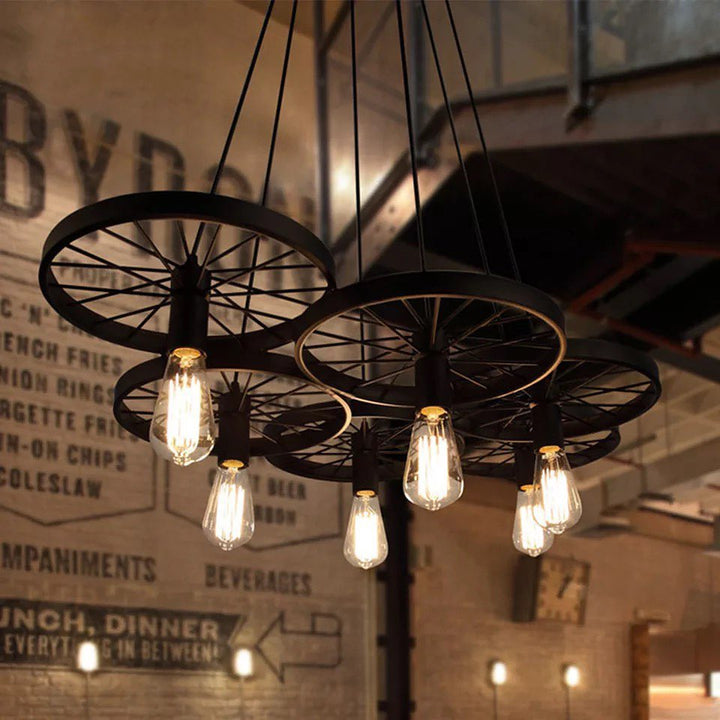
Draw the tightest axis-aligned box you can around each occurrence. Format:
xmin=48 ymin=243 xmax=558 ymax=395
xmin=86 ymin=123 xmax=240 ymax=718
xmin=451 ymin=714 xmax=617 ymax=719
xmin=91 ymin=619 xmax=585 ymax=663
xmin=381 ymin=480 xmax=413 ymax=719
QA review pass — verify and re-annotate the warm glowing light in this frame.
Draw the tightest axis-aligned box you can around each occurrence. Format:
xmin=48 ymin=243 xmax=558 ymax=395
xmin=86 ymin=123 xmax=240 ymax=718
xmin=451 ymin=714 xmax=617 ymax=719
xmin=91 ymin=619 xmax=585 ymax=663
xmin=512 ymin=486 xmax=554 ymax=557
xmin=76 ymin=641 xmax=99 ymax=673
xmin=531 ymin=446 xmax=582 ymax=534
xmin=563 ymin=664 xmax=581 ymax=688
xmin=150 ymin=348 xmax=216 ymax=466
xmin=343 ymin=493 xmax=388 ymax=569
xmin=403 ymin=408 xmax=463 ymax=511
xmin=203 ymin=464 xmax=255 ymax=550
xmin=489 ymin=660 xmax=507 ymax=686
xmin=233 ymin=648 xmax=254 ymax=678
xmin=334 ymin=167 xmax=352 ymax=194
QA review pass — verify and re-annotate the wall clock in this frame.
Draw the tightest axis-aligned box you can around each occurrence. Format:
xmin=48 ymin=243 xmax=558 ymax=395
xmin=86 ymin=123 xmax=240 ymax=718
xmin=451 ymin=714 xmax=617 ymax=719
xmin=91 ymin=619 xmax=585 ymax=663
xmin=513 ymin=555 xmax=591 ymax=625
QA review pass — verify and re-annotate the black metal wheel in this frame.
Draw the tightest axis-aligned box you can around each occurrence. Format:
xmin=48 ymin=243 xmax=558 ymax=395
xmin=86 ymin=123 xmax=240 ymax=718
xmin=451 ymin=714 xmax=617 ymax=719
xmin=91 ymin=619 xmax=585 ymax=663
xmin=461 ymin=428 xmax=621 ymax=480
xmin=294 ymin=271 xmax=566 ymax=408
xmin=266 ymin=402 xmax=415 ymax=483
xmin=114 ymin=343 xmax=350 ymax=457
xmin=39 ymin=191 xmax=335 ymax=353
xmin=460 ymin=338 xmax=661 ymax=442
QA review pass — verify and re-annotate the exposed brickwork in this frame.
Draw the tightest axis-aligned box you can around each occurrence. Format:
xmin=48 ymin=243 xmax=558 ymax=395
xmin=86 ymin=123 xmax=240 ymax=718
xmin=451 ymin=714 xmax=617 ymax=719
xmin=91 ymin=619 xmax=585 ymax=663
xmin=412 ymin=502 xmax=719 ymax=720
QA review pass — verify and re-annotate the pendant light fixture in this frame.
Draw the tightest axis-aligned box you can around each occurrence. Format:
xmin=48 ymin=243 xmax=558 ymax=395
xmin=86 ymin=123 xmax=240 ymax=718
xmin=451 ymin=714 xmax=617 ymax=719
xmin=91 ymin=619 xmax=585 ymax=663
xmin=511 ymin=447 xmax=554 ymax=558
xmin=459 ymin=338 xmax=660 ymax=535
xmin=529 ymin=403 xmax=583 ymax=534
xmin=293 ymin=0 xmax=568 ymax=521
xmin=343 ymin=425 xmax=389 ymax=570
xmin=202 ymin=382 xmax=255 ymax=550
xmin=267 ymin=402 xmax=416 ymax=569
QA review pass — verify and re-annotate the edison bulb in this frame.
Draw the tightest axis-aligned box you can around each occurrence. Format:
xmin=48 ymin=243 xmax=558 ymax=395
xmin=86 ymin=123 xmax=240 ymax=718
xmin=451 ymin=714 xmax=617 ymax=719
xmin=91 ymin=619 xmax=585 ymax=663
xmin=403 ymin=407 xmax=463 ymax=511
xmin=202 ymin=463 xmax=254 ymax=550
xmin=531 ymin=446 xmax=582 ymax=534
xmin=150 ymin=347 xmax=216 ymax=466
xmin=512 ymin=486 xmax=554 ymax=557
xmin=343 ymin=493 xmax=388 ymax=569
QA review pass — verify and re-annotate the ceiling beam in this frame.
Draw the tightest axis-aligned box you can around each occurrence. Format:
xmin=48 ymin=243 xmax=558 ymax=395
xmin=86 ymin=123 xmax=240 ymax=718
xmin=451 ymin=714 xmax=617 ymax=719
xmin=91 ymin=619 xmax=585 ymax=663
xmin=576 ymin=435 xmax=720 ymax=533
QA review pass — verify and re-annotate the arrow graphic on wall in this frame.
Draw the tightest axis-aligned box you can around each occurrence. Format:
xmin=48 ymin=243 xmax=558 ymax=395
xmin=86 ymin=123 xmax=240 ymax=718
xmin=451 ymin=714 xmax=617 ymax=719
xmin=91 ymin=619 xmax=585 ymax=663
xmin=254 ymin=611 xmax=342 ymax=682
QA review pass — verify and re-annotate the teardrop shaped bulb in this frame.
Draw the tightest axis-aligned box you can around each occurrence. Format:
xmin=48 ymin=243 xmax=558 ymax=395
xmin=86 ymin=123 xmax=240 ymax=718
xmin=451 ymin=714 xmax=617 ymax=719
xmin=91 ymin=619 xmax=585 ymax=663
xmin=202 ymin=464 xmax=255 ymax=550
xmin=150 ymin=348 xmax=216 ymax=466
xmin=531 ymin=446 xmax=582 ymax=534
xmin=343 ymin=494 xmax=388 ymax=569
xmin=403 ymin=407 xmax=463 ymax=511
xmin=512 ymin=486 xmax=554 ymax=557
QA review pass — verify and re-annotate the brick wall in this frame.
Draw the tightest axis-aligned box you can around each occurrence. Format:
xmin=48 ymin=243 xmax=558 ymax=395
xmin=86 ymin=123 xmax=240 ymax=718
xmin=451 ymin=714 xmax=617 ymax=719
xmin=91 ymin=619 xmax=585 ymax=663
xmin=411 ymin=500 xmax=720 ymax=720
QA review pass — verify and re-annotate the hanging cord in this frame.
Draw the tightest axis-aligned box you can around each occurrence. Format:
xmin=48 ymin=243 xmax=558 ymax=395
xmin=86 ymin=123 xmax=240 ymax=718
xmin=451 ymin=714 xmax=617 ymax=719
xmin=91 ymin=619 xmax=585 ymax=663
xmin=395 ymin=0 xmax=427 ymax=275
xmin=194 ymin=0 xmax=276 ymax=263
xmin=241 ymin=0 xmax=298 ymax=335
xmin=420 ymin=0 xmax=489 ymax=274
xmin=444 ymin=0 xmax=520 ymax=281
xmin=350 ymin=0 xmax=367 ymax=381
xmin=260 ymin=0 xmax=298 ymax=207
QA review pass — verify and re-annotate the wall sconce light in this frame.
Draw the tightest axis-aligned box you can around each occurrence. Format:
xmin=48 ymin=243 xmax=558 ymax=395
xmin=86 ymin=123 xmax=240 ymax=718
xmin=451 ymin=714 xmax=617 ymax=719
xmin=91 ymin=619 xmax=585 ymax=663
xmin=76 ymin=641 xmax=99 ymax=720
xmin=488 ymin=660 xmax=507 ymax=720
xmin=563 ymin=664 xmax=581 ymax=688
xmin=488 ymin=660 xmax=507 ymax=686
xmin=562 ymin=664 xmax=580 ymax=720
xmin=76 ymin=641 xmax=99 ymax=674
xmin=233 ymin=647 xmax=254 ymax=679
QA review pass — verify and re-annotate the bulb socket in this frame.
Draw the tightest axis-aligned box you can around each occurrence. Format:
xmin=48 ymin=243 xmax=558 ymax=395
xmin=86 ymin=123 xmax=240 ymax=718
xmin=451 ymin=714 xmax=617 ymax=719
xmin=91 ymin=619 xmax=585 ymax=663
xmin=513 ymin=445 xmax=535 ymax=490
xmin=167 ymin=257 xmax=211 ymax=354
xmin=414 ymin=350 xmax=452 ymax=412
xmin=351 ymin=425 xmax=379 ymax=497
xmin=530 ymin=402 xmax=564 ymax=453
xmin=216 ymin=383 xmax=250 ymax=468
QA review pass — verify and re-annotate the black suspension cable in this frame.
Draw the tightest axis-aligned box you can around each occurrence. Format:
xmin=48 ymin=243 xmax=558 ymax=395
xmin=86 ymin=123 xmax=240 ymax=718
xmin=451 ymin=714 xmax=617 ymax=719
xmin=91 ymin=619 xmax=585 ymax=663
xmin=193 ymin=0 xmax=275 ymax=260
xmin=420 ymin=0 xmax=489 ymax=274
xmin=242 ymin=0 xmax=298 ymax=335
xmin=350 ymin=0 xmax=367 ymax=381
xmin=444 ymin=0 xmax=520 ymax=281
xmin=260 ymin=0 xmax=298 ymax=206
xmin=395 ymin=0 xmax=427 ymax=274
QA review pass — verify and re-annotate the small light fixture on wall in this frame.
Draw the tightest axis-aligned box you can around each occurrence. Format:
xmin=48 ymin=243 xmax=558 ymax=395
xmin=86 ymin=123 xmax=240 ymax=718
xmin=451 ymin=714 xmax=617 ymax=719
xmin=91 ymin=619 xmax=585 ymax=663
xmin=488 ymin=660 xmax=507 ymax=719
xmin=76 ymin=641 xmax=99 ymax=720
xmin=488 ymin=660 xmax=507 ymax=687
xmin=232 ymin=647 xmax=254 ymax=720
xmin=76 ymin=641 xmax=99 ymax=674
xmin=563 ymin=664 xmax=580 ymax=688
xmin=562 ymin=664 xmax=581 ymax=719
xmin=233 ymin=647 xmax=254 ymax=679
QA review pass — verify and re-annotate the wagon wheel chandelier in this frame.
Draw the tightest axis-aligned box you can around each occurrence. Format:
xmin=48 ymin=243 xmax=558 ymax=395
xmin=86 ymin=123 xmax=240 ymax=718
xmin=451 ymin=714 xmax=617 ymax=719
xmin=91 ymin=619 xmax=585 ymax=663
xmin=456 ymin=337 xmax=659 ymax=555
xmin=37 ymin=0 xmax=351 ymax=552
xmin=34 ymin=0 xmax=664 ymax=571
xmin=288 ymin=0 xmax=566 ymax=560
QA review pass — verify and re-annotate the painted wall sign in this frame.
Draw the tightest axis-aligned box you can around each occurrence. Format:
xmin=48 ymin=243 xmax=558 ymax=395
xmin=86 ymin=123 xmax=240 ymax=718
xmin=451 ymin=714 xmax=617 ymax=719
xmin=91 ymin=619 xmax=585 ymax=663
xmin=0 ymin=597 xmax=343 ymax=682
xmin=0 ymin=597 xmax=245 ymax=672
